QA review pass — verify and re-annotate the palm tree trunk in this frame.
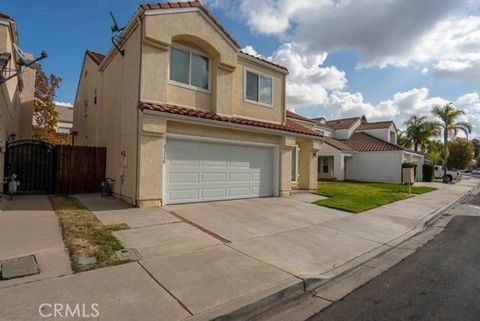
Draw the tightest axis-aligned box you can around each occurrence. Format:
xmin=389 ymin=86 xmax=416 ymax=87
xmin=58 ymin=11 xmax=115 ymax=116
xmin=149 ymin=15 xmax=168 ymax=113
xmin=443 ymin=130 xmax=448 ymax=181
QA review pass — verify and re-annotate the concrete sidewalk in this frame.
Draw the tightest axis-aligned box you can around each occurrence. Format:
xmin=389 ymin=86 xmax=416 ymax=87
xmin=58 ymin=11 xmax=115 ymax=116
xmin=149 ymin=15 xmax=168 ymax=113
xmin=0 ymin=195 xmax=71 ymax=288
xmin=0 ymin=179 xmax=477 ymax=321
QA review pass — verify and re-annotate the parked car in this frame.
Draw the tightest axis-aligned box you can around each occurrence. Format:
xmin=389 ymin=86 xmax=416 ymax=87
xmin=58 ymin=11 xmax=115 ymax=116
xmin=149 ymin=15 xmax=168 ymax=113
xmin=434 ymin=165 xmax=462 ymax=182
xmin=471 ymin=169 xmax=480 ymax=175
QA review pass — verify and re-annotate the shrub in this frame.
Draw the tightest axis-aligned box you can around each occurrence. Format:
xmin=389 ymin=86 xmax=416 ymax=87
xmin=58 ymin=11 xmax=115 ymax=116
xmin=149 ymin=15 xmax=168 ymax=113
xmin=422 ymin=163 xmax=434 ymax=182
xmin=402 ymin=162 xmax=417 ymax=178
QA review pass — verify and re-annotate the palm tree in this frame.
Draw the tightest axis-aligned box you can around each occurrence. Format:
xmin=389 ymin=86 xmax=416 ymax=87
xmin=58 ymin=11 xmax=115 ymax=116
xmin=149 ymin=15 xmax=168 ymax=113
xmin=431 ymin=103 xmax=472 ymax=181
xmin=404 ymin=116 xmax=439 ymax=152
xmin=397 ymin=130 xmax=413 ymax=149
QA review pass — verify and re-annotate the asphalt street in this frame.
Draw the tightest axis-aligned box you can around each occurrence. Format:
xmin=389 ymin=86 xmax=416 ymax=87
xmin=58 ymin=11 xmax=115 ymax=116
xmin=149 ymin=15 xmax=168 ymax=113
xmin=309 ymin=206 xmax=480 ymax=321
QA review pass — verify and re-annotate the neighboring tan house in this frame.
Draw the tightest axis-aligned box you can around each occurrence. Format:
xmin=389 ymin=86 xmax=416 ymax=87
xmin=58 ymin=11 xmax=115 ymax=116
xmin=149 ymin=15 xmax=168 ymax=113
xmin=73 ymin=2 xmax=323 ymax=207
xmin=0 ymin=12 xmax=35 ymax=188
xmin=55 ymin=103 xmax=73 ymax=134
xmin=287 ymin=112 xmax=424 ymax=184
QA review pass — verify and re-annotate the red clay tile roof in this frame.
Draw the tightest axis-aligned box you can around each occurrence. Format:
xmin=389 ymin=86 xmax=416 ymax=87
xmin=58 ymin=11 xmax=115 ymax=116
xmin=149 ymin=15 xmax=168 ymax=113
xmin=324 ymin=137 xmax=354 ymax=152
xmin=239 ymin=51 xmax=289 ymax=72
xmin=356 ymin=121 xmax=395 ymax=131
xmin=314 ymin=121 xmax=334 ymax=131
xmin=139 ymin=102 xmax=322 ymax=137
xmin=86 ymin=50 xmax=105 ymax=66
xmin=141 ymin=1 xmax=241 ymax=49
xmin=0 ymin=12 xmax=13 ymax=21
xmin=341 ymin=132 xmax=404 ymax=152
xmin=325 ymin=117 xmax=361 ymax=130
xmin=286 ymin=110 xmax=315 ymax=123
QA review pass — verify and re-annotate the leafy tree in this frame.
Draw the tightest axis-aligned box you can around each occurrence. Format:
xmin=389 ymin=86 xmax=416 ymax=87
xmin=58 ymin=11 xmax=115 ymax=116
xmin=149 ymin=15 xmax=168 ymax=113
xmin=432 ymin=103 xmax=472 ymax=180
xmin=425 ymin=139 xmax=444 ymax=165
xmin=471 ymin=138 xmax=480 ymax=158
xmin=33 ymin=64 xmax=69 ymax=144
xmin=396 ymin=130 xmax=412 ymax=149
xmin=404 ymin=116 xmax=439 ymax=152
xmin=447 ymin=138 xmax=474 ymax=170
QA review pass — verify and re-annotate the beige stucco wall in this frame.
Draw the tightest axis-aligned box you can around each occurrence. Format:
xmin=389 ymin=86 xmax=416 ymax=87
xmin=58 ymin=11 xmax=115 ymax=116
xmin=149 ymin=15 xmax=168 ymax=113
xmin=0 ymin=19 xmax=36 ymax=190
xmin=73 ymin=8 xmax=320 ymax=206
xmin=18 ymin=67 xmax=34 ymax=139
xmin=298 ymin=139 xmax=321 ymax=190
xmin=73 ymin=25 xmax=142 ymax=203
xmin=136 ymin=116 xmax=294 ymax=206
xmin=140 ymin=11 xmax=286 ymax=124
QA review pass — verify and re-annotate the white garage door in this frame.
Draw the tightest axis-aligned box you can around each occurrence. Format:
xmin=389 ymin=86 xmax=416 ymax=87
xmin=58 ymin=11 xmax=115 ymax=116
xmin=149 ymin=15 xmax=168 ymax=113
xmin=165 ymin=138 xmax=276 ymax=204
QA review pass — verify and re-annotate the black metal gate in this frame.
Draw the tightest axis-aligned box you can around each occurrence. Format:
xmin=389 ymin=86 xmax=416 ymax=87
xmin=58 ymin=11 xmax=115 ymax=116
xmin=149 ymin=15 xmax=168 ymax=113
xmin=4 ymin=140 xmax=56 ymax=194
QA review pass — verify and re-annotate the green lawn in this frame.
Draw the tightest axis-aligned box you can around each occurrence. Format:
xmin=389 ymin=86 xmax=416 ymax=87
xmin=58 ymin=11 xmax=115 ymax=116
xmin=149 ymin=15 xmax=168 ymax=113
xmin=313 ymin=181 xmax=437 ymax=213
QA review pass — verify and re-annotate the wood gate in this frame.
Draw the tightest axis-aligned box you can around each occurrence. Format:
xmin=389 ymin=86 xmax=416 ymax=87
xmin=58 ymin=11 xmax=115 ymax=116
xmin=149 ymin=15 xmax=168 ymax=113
xmin=4 ymin=140 xmax=106 ymax=194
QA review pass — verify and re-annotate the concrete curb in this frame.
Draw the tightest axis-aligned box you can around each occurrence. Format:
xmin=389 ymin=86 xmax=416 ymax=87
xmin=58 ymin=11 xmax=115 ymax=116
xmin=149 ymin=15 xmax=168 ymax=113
xmin=220 ymin=181 xmax=480 ymax=321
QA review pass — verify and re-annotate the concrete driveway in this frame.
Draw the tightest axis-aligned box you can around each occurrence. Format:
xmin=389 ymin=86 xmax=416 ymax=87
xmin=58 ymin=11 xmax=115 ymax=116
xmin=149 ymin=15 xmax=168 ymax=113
xmin=165 ymin=197 xmax=412 ymax=279
xmin=0 ymin=195 xmax=71 ymax=288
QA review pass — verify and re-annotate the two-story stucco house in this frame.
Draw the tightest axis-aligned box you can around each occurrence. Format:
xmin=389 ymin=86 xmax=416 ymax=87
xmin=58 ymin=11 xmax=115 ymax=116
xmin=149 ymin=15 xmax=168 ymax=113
xmin=287 ymin=112 xmax=424 ymax=184
xmin=73 ymin=1 xmax=323 ymax=207
xmin=0 ymin=12 xmax=35 ymax=189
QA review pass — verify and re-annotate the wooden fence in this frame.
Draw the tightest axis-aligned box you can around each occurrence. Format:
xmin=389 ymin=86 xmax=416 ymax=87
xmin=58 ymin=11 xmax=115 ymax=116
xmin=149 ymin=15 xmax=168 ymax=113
xmin=55 ymin=145 xmax=106 ymax=194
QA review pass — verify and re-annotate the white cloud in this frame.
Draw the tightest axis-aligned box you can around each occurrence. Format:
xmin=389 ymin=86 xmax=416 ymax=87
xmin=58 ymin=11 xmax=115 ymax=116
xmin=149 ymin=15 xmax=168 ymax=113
xmin=265 ymin=43 xmax=347 ymax=108
xmin=306 ymin=88 xmax=480 ymax=137
xmin=54 ymin=101 xmax=73 ymax=107
xmin=211 ymin=0 xmax=480 ymax=81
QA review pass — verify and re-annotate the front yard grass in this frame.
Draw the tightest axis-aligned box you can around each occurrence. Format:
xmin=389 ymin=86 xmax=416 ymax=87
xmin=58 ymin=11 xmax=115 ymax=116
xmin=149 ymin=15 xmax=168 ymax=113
xmin=314 ymin=181 xmax=437 ymax=213
xmin=49 ymin=196 xmax=125 ymax=272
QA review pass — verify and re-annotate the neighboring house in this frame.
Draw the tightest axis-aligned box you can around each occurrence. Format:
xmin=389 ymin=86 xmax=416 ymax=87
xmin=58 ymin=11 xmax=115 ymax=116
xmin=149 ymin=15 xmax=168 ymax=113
xmin=55 ymin=103 xmax=73 ymax=134
xmin=73 ymin=2 xmax=322 ymax=207
xmin=288 ymin=113 xmax=424 ymax=184
xmin=0 ymin=12 xmax=35 ymax=188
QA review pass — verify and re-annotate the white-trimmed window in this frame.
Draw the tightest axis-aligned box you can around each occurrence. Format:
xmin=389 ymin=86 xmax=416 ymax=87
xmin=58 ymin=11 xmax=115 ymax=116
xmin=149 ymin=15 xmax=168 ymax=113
xmin=291 ymin=145 xmax=299 ymax=183
xmin=245 ymin=69 xmax=273 ymax=107
xmin=169 ymin=45 xmax=210 ymax=92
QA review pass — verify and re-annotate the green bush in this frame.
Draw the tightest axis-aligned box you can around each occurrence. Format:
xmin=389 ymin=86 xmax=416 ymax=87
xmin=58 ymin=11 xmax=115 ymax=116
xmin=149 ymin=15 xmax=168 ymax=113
xmin=422 ymin=163 xmax=434 ymax=182
xmin=402 ymin=162 xmax=417 ymax=179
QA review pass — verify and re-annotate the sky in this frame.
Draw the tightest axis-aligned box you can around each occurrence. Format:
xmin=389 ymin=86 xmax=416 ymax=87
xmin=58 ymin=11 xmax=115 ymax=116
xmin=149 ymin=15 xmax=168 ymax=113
xmin=3 ymin=0 xmax=480 ymax=137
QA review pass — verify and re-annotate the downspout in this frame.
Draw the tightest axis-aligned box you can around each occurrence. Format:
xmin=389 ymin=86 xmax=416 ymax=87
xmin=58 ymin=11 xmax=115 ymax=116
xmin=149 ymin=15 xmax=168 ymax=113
xmin=134 ymin=13 xmax=144 ymax=206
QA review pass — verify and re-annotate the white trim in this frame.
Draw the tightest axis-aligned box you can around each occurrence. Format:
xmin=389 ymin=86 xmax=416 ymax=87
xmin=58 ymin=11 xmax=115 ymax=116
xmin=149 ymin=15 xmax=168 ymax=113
xmin=166 ymin=133 xmax=278 ymax=148
xmin=168 ymin=44 xmax=212 ymax=93
xmin=142 ymin=108 xmax=324 ymax=141
xmin=243 ymin=67 xmax=274 ymax=108
xmin=163 ymin=133 xmax=280 ymax=204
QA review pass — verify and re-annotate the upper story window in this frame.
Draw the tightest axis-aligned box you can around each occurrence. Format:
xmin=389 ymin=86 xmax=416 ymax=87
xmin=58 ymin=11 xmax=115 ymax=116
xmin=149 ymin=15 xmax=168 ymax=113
xmin=389 ymin=131 xmax=396 ymax=143
xmin=94 ymin=88 xmax=97 ymax=105
xmin=169 ymin=45 xmax=210 ymax=92
xmin=245 ymin=69 xmax=273 ymax=107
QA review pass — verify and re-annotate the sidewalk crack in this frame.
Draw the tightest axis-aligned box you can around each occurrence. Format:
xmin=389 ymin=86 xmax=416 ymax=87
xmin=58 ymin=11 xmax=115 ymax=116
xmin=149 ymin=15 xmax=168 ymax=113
xmin=137 ymin=261 xmax=193 ymax=316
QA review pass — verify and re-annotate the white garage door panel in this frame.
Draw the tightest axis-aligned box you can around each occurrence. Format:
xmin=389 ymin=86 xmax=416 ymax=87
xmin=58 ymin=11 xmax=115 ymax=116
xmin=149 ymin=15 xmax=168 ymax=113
xmin=165 ymin=138 xmax=276 ymax=204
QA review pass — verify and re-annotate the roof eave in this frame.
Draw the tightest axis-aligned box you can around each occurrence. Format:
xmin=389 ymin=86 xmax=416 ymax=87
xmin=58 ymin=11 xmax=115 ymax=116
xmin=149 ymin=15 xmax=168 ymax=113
xmin=141 ymin=108 xmax=323 ymax=141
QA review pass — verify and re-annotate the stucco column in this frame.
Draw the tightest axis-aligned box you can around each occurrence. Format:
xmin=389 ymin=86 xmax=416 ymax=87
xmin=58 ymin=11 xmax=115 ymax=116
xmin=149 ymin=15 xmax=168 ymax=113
xmin=298 ymin=140 xmax=322 ymax=191
xmin=213 ymin=61 xmax=235 ymax=115
xmin=280 ymin=136 xmax=296 ymax=197
xmin=136 ymin=113 xmax=167 ymax=208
